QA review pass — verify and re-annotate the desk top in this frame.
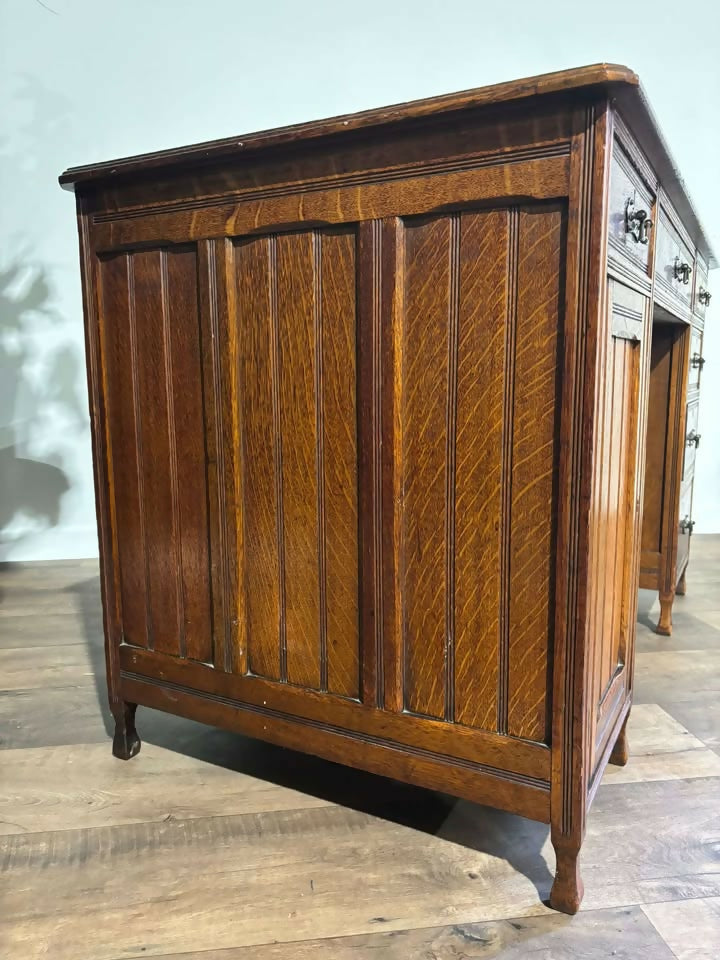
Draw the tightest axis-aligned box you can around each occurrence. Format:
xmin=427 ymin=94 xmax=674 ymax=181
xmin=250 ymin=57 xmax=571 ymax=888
xmin=59 ymin=63 xmax=714 ymax=266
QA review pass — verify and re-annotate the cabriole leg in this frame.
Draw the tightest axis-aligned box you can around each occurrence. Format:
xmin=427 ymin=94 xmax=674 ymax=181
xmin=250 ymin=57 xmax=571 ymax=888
xmin=112 ymin=701 xmax=141 ymax=760
xmin=676 ymin=568 xmax=687 ymax=596
xmin=550 ymin=835 xmax=584 ymax=914
xmin=609 ymin=713 xmax=629 ymax=766
xmin=656 ymin=590 xmax=674 ymax=636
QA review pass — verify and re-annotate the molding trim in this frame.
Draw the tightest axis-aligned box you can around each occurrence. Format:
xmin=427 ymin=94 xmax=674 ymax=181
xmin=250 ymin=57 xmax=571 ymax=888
xmin=93 ymin=142 xmax=572 ymax=224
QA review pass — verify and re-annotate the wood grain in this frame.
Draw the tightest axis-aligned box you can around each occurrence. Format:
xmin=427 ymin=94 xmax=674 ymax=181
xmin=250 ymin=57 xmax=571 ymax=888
xmin=400 ymin=215 xmax=452 ymax=720
xmin=507 ymin=205 xmax=563 ymax=744
xmin=166 ymin=247 xmax=213 ymax=663
xmin=236 ymin=237 xmax=282 ymax=680
xmin=454 ymin=210 xmax=508 ymax=731
xmin=319 ymin=229 xmax=360 ymax=699
xmin=276 ymin=232 xmax=321 ymax=689
xmin=98 ymin=253 xmax=148 ymax=649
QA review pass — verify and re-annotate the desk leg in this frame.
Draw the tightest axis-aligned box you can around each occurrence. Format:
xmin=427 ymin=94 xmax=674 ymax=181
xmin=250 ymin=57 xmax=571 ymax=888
xmin=656 ymin=590 xmax=674 ymax=636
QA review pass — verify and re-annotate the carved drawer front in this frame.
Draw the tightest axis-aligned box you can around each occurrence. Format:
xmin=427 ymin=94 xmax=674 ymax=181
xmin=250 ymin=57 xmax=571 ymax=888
xmin=693 ymin=254 xmax=711 ymax=322
xmin=608 ymin=143 xmax=654 ymax=276
xmin=682 ymin=401 xmax=700 ymax=481
xmin=655 ymin=210 xmax=695 ymax=312
xmin=688 ymin=325 xmax=704 ymax=393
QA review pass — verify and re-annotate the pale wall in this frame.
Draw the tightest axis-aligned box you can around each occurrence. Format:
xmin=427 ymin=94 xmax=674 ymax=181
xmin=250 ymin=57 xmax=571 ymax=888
xmin=1 ymin=0 xmax=718 ymax=560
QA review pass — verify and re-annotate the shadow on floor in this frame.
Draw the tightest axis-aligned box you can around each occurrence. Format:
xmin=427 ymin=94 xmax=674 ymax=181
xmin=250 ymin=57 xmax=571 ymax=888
xmin=66 ymin=569 xmax=554 ymax=902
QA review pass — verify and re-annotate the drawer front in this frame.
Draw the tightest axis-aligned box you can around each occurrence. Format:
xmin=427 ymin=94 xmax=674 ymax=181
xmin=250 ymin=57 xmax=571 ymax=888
xmin=688 ymin=326 xmax=704 ymax=392
xmin=676 ymin=480 xmax=694 ymax=577
xmin=694 ymin=255 xmax=711 ymax=321
xmin=656 ymin=211 xmax=694 ymax=311
xmin=682 ymin=401 xmax=700 ymax=481
xmin=608 ymin=144 xmax=654 ymax=275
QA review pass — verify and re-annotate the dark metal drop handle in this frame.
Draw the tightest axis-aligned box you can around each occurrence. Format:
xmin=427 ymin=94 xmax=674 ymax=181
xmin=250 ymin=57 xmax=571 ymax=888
xmin=699 ymin=287 xmax=712 ymax=306
xmin=624 ymin=197 xmax=652 ymax=244
xmin=673 ymin=258 xmax=692 ymax=284
xmin=679 ymin=516 xmax=695 ymax=535
xmin=691 ymin=353 xmax=706 ymax=369
xmin=687 ymin=431 xmax=701 ymax=448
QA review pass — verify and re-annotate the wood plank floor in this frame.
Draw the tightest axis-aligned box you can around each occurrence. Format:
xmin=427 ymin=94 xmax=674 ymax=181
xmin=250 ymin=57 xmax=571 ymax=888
xmin=1 ymin=538 xmax=719 ymax=959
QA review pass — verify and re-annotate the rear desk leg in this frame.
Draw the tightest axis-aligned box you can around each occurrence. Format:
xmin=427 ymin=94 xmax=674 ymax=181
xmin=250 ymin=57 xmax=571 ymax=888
xmin=112 ymin=701 xmax=141 ymax=760
xmin=609 ymin=712 xmax=629 ymax=766
xmin=656 ymin=590 xmax=674 ymax=636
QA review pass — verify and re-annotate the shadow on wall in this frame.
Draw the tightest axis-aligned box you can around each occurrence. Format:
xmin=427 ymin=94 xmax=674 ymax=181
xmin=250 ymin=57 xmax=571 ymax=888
xmin=0 ymin=261 xmax=76 ymax=553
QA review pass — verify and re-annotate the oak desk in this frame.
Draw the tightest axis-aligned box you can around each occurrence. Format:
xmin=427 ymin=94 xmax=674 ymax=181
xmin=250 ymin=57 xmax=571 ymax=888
xmin=60 ymin=63 xmax=714 ymax=913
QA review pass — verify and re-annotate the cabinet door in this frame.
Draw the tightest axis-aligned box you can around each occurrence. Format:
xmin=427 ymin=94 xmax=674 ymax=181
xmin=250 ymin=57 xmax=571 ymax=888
xmin=592 ymin=279 xmax=649 ymax=764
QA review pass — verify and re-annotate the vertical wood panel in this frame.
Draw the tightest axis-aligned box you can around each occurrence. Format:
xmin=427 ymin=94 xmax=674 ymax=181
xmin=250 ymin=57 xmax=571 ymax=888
xmin=236 ymin=238 xmax=282 ymax=680
xmin=599 ymin=340 xmax=620 ymax=696
xmin=166 ymin=247 xmax=213 ymax=663
xmin=507 ymin=206 xmax=563 ymax=743
xmin=132 ymin=251 xmax=182 ymax=655
xmin=401 ymin=216 xmax=451 ymax=719
xmin=321 ymin=229 xmax=360 ymax=699
xmin=454 ymin=210 xmax=508 ymax=731
xmin=100 ymin=254 xmax=149 ymax=649
xmin=277 ymin=233 xmax=321 ymax=689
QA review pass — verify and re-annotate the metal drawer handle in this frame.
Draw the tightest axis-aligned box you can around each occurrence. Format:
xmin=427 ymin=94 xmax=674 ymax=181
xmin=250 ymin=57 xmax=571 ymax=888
xmin=679 ymin=516 xmax=695 ymax=535
xmin=698 ymin=287 xmax=712 ymax=306
xmin=686 ymin=430 xmax=701 ymax=448
xmin=691 ymin=353 xmax=706 ymax=370
xmin=673 ymin=258 xmax=692 ymax=284
xmin=624 ymin=197 xmax=652 ymax=244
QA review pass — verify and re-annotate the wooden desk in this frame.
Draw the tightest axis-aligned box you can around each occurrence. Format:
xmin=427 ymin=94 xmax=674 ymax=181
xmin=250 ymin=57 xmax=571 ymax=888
xmin=60 ymin=63 xmax=714 ymax=914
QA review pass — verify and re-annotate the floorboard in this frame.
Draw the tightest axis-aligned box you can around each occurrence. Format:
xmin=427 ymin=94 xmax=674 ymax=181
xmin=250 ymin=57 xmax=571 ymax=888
xmin=1 ymin=536 xmax=719 ymax=959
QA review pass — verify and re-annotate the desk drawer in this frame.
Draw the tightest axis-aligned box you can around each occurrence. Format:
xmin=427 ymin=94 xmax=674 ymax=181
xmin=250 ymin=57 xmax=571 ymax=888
xmin=688 ymin=326 xmax=704 ymax=392
xmin=694 ymin=254 xmax=711 ymax=322
xmin=676 ymin=480 xmax=694 ymax=578
xmin=682 ymin=401 xmax=700 ymax=481
xmin=608 ymin=144 xmax=654 ymax=275
xmin=656 ymin=211 xmax=694 ymax=312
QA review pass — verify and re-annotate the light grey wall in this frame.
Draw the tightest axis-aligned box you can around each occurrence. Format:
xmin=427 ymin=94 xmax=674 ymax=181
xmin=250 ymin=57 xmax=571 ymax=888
xmin=1 ymin=0 xmax=718 ymax=560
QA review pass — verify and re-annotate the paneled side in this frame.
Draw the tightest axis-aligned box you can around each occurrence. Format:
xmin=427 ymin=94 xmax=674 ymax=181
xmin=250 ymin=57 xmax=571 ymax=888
xmin=99 ymin=246 xmax=213 ymax=661
xmin=132 ymin=252 xmax=183 ymax=656
xmin=236 ymin=237 xmax=281 ymax=680
xmin=453 ymin=210 xmax=508 ymax=731
xmin=99 ymin=253 xmax=149 ymax=649
xmin=165 ymin=249 xmax=213 ymax=663
xmin=320 ymin=230 xmax=360 ymax=698
xmin=506 ymin=206 xmax=564 ymax=743
xmin=397 ymin=204 xmax=563 ymax=737
xmin=401 ymin=216 xmax=453 ymax=719
xmin=234 ymin=228 xmax=360 ymax=697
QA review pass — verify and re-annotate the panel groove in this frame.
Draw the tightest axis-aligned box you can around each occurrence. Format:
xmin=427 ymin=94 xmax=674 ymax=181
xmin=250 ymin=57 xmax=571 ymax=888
xmin=160 ymin=250 xmax=186 ymax=656
xmin=314 ymin=232 xmax=328 ymax=692
xmin=444 ymin=214 xmax=460 ymax=723
xmin=498 ymin=208 xmax=519 ymax=734
xmin=269 ymin=235 xmax=288 ymax=682
xmin=372 ymin=219 xmax=384 ymax=708
xmin=126 ymin=253 xmax=152 ymax=650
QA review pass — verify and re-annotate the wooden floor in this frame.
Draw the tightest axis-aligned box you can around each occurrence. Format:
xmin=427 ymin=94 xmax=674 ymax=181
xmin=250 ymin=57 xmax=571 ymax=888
xmin=1 ymin=539 xmax=719 ymax=959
